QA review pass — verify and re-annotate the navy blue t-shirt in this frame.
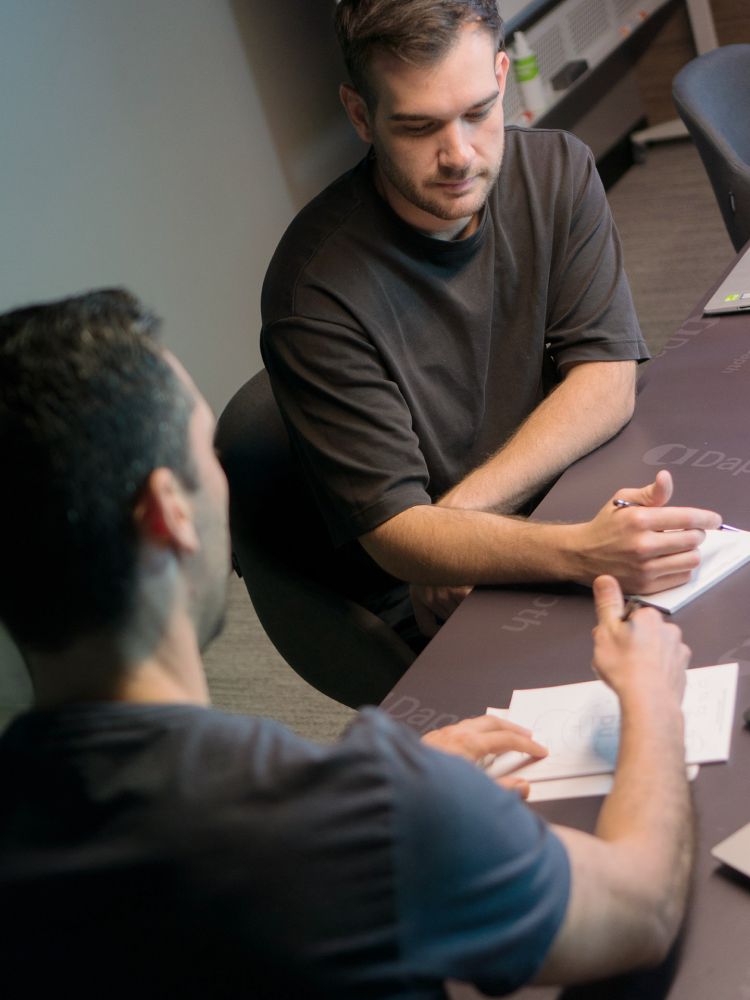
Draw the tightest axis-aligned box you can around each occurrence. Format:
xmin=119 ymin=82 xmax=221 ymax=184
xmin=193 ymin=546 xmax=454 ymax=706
xmin=0 ymin=703 xmax=569 ymax=997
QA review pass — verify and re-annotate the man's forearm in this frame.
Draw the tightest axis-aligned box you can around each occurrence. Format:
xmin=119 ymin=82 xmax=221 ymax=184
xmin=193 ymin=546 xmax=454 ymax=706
xmin=593 ymin=695 xmax=693 ymax=945
xmin=442 ymin=360 xmax=636 ymax=514
xmin=533 ymin=579 xmax=693 ymax=984
xmin=361 ymin=503 xmax=582 ymax=586
xmin=362 ymin=471 xmax=721 ymax=595
xmin=538 ymin=694 xmax=692 ymax=983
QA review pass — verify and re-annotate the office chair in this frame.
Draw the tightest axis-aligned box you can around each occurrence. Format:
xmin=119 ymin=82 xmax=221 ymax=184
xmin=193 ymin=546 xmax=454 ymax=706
xmin=673 ymin=44 xmax=750 ymax=253
xmin=215 ymin=368 xmax=415 ymax=709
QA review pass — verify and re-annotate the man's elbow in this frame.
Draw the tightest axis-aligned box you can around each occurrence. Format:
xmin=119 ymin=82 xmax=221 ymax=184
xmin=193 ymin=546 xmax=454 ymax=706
xmin=359 ymin=530 xmax=406 ymax=580
xmin=618 ymin=379 xmax=637 ymax=424
xmin=359 ymin=507 xmax=424 ymax=581
xmin=635 ymin=909 xmax=680 ymax=968
xmin=597 ymin=368 xmax=637 ymax=440
xmin=613 ymin=872 xmax=689 ymax=972
xmin=608 ymin=362 xmax=637 ymax=423
xmin=641 ymin=882 xmax=689 ymax=966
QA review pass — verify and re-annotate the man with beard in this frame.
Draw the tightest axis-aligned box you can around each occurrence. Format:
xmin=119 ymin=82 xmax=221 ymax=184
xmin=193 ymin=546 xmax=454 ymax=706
xmin=261 ymin=0 xmax=719 ymax=650
xmin=0 ymin=288 xmax=695 ymax=997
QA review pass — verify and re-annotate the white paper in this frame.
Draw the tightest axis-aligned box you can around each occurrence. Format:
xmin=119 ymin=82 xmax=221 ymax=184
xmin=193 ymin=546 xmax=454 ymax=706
xmin=630 ymin=529 xmax=750 ymax=613
xmin=486 ymin=662 xmax=737 ymax=784
xmin=523 ymin=765 xmax=700 ymax=803
xmin=483 ymin=711 xmax=699 ymax=801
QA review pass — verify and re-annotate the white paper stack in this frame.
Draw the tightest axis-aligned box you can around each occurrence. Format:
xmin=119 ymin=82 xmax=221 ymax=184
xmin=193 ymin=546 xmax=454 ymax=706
xmin=630 ymin=529 xmax=750 ymax=613
xmin=486 ymin=661 xmax=738 ymax=801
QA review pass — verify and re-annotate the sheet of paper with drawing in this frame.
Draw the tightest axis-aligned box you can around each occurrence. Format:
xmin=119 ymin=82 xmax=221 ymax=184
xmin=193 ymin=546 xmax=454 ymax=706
xmin=486 ymin=662 xmax=737 ymax=791
xmin=481 ymin=716 xmax=685 ymax=802
xmin=630 ymin=529 xmax=750 ymax=614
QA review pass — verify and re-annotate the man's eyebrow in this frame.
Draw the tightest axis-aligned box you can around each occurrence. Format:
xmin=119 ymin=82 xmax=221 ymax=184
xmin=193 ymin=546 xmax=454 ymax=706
xmin=387 ymin=92 xmax=498 ymax=122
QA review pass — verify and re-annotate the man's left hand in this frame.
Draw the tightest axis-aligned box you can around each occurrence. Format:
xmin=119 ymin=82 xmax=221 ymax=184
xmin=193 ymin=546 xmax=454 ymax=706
xmin=410 ymin=583 xmax=473 ymax=637
xmin=422 ymin=715 xmax=548 ymax=797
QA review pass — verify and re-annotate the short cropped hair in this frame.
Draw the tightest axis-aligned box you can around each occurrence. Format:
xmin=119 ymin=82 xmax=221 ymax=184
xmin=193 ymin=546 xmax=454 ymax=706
xmin=0 ymin=288 xmax=196 ymax=653
xmin=335 ymin=0 xmax=505 ymax=107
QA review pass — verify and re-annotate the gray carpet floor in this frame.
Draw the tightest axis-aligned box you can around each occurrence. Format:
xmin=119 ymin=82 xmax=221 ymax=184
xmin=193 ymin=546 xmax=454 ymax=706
xmin=607 ymin=139 xmax=733 ymax=354
xmin=0 ymin=138 xmax=733 ymax=744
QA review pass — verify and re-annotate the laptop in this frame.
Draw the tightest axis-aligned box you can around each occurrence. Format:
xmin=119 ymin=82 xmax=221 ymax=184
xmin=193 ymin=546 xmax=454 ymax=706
xmin=703 ymin=243 xmax=750 ymax=314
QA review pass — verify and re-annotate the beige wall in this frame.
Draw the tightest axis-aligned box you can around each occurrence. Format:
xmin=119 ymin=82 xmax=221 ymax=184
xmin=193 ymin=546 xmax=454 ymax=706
xmin=0 ymin=0 xmax=362 ymax=413
xmin=0 ymin=0 xmax=362 ymax=704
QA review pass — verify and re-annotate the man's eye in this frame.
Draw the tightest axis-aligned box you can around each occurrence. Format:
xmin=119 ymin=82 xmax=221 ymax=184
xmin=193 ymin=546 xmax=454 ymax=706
xmin=401 ymin=123 xmax=433 ymax=136
xmin=465 ymin=107 xmax=492 ymax=122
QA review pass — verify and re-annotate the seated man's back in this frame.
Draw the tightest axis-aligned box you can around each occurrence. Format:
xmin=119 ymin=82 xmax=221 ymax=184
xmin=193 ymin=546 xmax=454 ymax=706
xmin=0 ymin=286 xmax=697 ymax=998
xmin=0 ymin=704 xmax=566 ymax=998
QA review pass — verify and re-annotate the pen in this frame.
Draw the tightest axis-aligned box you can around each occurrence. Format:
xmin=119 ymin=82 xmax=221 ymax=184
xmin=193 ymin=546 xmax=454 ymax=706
xmin=621 ymin=597 xmax=648 ymax=622
xmin=612 ymin=497 xmax=741 ymax=532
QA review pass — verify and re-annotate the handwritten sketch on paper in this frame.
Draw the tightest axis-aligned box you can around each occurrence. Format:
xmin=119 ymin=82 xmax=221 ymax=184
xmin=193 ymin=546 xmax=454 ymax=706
xmin=488 ymin=662 xmax=738 ymax=784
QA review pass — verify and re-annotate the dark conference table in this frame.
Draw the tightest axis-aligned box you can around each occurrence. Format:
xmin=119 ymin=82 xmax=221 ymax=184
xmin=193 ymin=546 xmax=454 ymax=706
xmin=382 ymin=256 xmax=750 ymax=999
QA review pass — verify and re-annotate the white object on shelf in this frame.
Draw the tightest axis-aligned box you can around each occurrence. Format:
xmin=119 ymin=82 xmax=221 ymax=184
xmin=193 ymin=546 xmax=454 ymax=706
xmin=511 ymin=31 xmax=547 ymax=119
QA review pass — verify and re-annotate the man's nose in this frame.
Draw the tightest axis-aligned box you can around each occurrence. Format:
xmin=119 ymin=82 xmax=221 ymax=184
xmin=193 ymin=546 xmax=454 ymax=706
xmin=437 ymin=121 xmax=473 ymax=173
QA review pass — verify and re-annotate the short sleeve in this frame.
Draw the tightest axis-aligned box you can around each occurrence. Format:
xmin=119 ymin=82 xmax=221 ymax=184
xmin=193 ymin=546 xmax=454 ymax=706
xmin=262 ymin=312 xmax=432 ymax=547
xmin=543 ymin=137 xmax=649 ymax=369
xmin=364 ymin=711 xmax=570 ymax=994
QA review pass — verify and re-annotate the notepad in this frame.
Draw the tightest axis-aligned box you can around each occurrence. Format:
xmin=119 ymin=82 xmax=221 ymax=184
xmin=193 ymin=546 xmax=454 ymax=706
xmin=630 ymin=529 xmax=750 ymax=614
xmin=486 ymin=661 xmax=737 ymax=786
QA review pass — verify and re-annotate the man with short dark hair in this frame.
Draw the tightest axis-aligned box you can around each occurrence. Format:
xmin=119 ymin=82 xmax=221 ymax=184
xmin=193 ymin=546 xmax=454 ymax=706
xmin=0 ymin=290 xmax=695 ymax=996
xmin=261 ymin=0 xmax=719 ymax=646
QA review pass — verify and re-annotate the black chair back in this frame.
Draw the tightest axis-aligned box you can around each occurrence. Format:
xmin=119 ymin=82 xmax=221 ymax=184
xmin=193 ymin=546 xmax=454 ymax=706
xmin=215 ymin=369 xmax=414 ymax=708
xmin=673 ymin=44 xmax=750 ymax=253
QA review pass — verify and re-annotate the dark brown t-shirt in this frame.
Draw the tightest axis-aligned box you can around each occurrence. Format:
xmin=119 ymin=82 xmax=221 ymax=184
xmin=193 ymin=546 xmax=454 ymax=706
xmin=261 ymin=127 xmax=649 ymax=548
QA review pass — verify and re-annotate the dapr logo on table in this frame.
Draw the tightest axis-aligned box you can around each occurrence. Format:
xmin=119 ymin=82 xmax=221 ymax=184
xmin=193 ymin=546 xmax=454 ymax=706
xmin=381 ymin=693 xmax=459 ymax=734
xmin=642 ymin=443 xmax=750 ymax=478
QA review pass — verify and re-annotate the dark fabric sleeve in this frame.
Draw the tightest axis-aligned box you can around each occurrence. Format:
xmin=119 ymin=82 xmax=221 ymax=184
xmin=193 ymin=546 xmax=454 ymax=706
xmin=363 ymin=711 xmax=570 ymax=995
xmin=262 ymin=310 xmax=432 ymax=547
xmin=543 ymin=138 xmax=650 ymax=370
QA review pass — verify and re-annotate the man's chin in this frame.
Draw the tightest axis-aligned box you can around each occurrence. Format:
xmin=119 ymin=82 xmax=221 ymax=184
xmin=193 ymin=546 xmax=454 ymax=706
xmin=422 ymin=192 xmax=488 ymax=222
xmin=422 ymin=177 xmax=493 ymax=218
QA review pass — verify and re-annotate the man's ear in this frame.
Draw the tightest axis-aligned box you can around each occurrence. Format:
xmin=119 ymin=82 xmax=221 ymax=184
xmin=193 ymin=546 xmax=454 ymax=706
xmin=133 ymin=468 xmax=198 ymax=554
xmin=339 ymin=83 xmax=374 ymax=144
xmin=495 ymin=50 xmax=510 ymax=99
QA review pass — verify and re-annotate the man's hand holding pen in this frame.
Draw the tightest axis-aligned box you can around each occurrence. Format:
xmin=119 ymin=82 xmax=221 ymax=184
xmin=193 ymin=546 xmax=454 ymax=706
xmin=569 ymin=469 xmax=723 ymax=595
xmin=612 ymin=497 xmax=740 ymax=532
xmin=592 ymin=574 xmax=689 ymax=702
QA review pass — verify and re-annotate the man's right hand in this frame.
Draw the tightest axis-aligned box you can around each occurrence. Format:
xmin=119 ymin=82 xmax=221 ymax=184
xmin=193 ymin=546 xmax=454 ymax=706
xmin=591 ymin=574 xmax=690 ymax=704
xmin=535 ymin=573 xmax=694 ymax=985
xmin=573 ymin=469 xmax=722 ymax=594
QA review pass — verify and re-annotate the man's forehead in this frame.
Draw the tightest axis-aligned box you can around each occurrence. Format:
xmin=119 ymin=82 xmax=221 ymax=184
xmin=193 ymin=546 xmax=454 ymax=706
xmin=163 ymin=348 xmax=214 ymax=427
xmin=163 ymin=348 xmax=196 ymax=396
xmin=368 ymin=24 xmax=499 ymax=114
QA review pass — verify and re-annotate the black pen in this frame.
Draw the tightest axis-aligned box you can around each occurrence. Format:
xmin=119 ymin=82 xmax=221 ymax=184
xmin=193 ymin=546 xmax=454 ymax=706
xmin=612 ymin=497 xmax=741 ymax=532
xmin=621 ymin=597 xmax=649 ymax=622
